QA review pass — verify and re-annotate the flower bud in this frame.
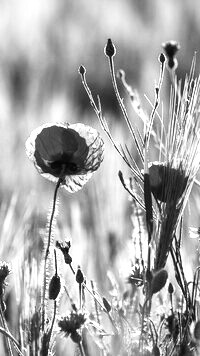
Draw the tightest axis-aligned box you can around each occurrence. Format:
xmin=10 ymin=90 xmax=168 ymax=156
xmin=159 ymin=53 xmax=165 ymax=64
xmin=194 ymin=320 xmax=200 ymax=340
xmin=151 ymin=269 xmax=168 ymax=295
xmin=76 ymin=266 xmax=84 ymax=284
xmin=102 ymin=297 xmax=111 ymax=313
xmin=168 ymin=282 xmax=174 ymax=294
xmin=49 ymin=274 xmax=61 ymax=300
xmin=78 ymin=65 xmax=86 ymax=76
xmin=104 ymin=38 xmax=116 ymax=58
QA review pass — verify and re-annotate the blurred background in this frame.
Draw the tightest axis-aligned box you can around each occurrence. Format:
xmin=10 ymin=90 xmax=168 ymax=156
xmin=0 ymin=0 xmax=200 ymax=352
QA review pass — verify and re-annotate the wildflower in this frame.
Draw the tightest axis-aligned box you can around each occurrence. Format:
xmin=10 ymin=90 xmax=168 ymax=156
xmin=58 ymin=310 xmax=87 ymax=343
xmin=26 ymin=122 xmax=104 ymax=192
xmin=150 ymin=62 xmax=200 ymax=269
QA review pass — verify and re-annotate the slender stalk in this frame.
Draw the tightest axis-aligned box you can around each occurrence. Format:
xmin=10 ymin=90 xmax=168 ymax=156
xmin=107 ymin=55 xmax=144 ymax=162
xmin=0 ymin=325 xmax=23 ymax=356
xmin=48 ymin=301 xmax=57 ymax=341
xmin=42 ymin=178 xmax=61 ymax=331
xmin=0 ymin=305 xmax=13 ymax=356
xmin=78 ymin=341 xmax=86 ymax=356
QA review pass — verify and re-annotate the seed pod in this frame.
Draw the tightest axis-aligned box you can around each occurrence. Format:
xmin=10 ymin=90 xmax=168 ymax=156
xmin=194 ymin=320 xmax=200 ymax=340
xmin=151 ymin=269 xmax=168 ymax=295
xmin=49 ymin=274 xmax=61 ymax=300
xmin=103 ymin=297 xmax=111 ymax=313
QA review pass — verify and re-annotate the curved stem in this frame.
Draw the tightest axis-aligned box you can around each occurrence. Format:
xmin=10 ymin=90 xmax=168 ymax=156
xmin=42 ymin=179 xmax=61 ymax=331
xmin=0 ymin=326 xmax=23 ymax=356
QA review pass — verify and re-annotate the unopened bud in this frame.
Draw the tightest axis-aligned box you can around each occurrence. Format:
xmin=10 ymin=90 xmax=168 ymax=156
xmin=78 ymin=65 xmax=86 ymax=76
xmin=168 ymin=282 xmax=174 ymax=294
xmin=194 ymin=320 xmax=200 ymax=340
xmin=64 ymin=253 xmax=72 ymax=265
xmin=76 ymin=266 xmax=84 ymax=284
xmin=159 ymin=53 xmax=165 ymax=64
xmin=102 ymin=297 xmax=111 ymax=313
xmin=49 ymin=274 xmax=61 ymax=300
xmin=151 ymin=269 xmax=168 ymax=295
xmin=104 ymin=38 xmax=116 ymax=58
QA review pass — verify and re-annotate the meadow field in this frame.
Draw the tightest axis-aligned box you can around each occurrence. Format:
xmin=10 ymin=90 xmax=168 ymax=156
xmin=0 ymin=1 xmax=200 ymax=355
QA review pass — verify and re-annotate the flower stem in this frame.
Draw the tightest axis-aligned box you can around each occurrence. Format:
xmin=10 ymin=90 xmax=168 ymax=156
xmin=0 ymin=304 xmax=13 ymax=356
xmin=42 ymin=178 xmax=61 ymax=331
xmin=78 ymin=341 xmax=86 ymax=356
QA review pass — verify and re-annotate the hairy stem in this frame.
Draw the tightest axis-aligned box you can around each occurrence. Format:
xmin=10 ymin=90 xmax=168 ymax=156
xmin=42 ymin=179 xmax=61 ymax=331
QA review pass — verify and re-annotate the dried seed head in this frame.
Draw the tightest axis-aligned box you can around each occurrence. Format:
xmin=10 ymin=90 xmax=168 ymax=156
xmin=102 ymin=297 xmax=111 ymax=313
xmin=56 ymin=240 xmax=72 ymax=264
xmin=49 ymin=274 xmax=61 ymax=300
xmin=58 ymin=311 xmax=87 ymax=338
xmin=162 ymin=41 xmax=180 ymax=58
xmin=194 ymin=320 xmax=200 ymax=340
xmin=162 ymin=41 xmax=180 ymax=70
xmin=168 ymin=282 xmax=174 ymax=294
xmin=151 ymin=269 xmax=168 ymax=295
xmin=76 ymin=266 xmax=84 ymax=284
xmin=104 ymin=38 xmax=116 ymax=58
xmin=56 ymin=240 xmax=71 ymax=253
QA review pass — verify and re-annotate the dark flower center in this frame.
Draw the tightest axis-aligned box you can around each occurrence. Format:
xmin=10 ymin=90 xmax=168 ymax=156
xmin=48 ymin=160 xmax=78 ymax=174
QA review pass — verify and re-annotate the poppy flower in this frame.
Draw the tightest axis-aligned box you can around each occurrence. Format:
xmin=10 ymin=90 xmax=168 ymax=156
xmin=26 ymin=122 xmax=104 ymax=192
xmin=148 ymin=162 xmax=188 ymax=203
